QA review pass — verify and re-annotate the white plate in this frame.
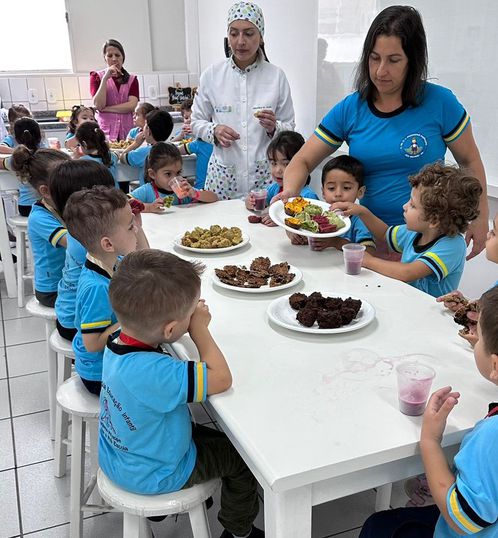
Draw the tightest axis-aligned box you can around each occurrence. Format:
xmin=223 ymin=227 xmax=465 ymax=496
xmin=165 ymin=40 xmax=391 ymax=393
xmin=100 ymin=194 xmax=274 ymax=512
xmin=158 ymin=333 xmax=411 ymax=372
xmin=269 ymin=198 xmax=351 ymax=238
xmin=174 ymin=233 xmax=250 ymax=254
xmin=211 ymin=264 xmax=303 ymax=294
xmin=267 ymin=292 xmax=375 ymax=334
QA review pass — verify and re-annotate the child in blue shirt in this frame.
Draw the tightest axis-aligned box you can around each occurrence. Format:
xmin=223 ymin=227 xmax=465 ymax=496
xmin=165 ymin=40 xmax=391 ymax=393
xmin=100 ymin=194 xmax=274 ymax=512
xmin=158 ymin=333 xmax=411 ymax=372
xmin=100 ymin=249 xmax=263 ymax=538
xmin=360 ymin=286 xmax=498 ymax=538
xmin=245 ymin=131 xmax=319 ymax=226
xmin=129 ymin=142 xmax=218 ymax=212
xmin=10 ymin=147 xmax=71 ymax=306
xmin=333 ymin=163 xmax=482 ymax=297
xmin=64 ymin=186 xmax=149 ymax=394
xmin=126 ymin=102 xmax=156 ymax=141
xmin=287 ymin=155 xmax=376 ymax=251
xmin=64 ymin=105 xmax=95 ymax=150
xmin=75 ymin=121 xmax=119 ymax=188
xmin=0 ymin=105 xmax=32 ymax=154
xmin=50 ymin=160 xmax=115 ymax=341
xmin=120 ymin=109 xmax=174 ymax=185
xmin=1 ymin=117 xmax=47 ymax=216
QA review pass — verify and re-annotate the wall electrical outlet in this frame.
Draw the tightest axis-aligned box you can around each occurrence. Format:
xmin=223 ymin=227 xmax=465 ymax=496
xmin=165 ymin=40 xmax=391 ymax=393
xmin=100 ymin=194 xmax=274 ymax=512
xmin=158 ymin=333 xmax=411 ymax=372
xmin=28 ymin=88 xmax=39 ymax=104
xmin=148 ymin=85 xmax=158 ymax=99
xmin=46 ymin=88 xmax=56 ymax=104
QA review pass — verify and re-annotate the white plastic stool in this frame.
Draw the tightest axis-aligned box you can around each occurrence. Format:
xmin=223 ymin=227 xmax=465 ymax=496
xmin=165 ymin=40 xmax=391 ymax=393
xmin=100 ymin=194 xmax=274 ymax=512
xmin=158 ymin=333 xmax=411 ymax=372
xmin=25 ymin=297 xmax=58 ymax=437
xmin=51 ymin=329 xmax=76 ymax=476
xmin=97 ymin=469 xmax=219 ymax=538
xmin=7 ymin=215 xmax=30 ymax=307
xmin=56 ymin=375 xmax=101 ymax=538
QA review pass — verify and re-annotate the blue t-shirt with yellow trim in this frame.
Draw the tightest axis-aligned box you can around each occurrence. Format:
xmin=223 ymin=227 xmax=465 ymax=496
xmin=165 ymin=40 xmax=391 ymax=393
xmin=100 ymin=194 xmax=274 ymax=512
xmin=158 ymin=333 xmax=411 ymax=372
xmin=435 ymin=413 xmax=498 ymax=537
xmin=386 ymin=225 xmax=466 ymax=297
xmin=99 ymin=338 xmax=207 ymax=494
xmin=125 ymin=145 xmax=151 ymax=185
xmin=130 ymin=182 xmax=193 ymax=205
xmin=80 ymin=152 xmax=119 ymax=188
xmin=72 ymin=259 xmax=117 ymax=381
xmin=315 ymin=83 xmax=469 ymax=225
xmin=55 ymin=234 xmax=87 ymax=330
xmin=184 ymin=139 xmax=213 ymax=190
xmin=28 ymin=201 xmax=67 ymax=293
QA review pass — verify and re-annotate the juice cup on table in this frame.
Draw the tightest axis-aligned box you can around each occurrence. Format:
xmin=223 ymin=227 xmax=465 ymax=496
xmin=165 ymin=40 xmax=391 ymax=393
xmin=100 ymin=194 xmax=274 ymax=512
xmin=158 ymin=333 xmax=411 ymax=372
xmin=170 ymin=177 xmax=189 ymax=199
xmin=342 ymin=243 xmax=366 ymax=275
xmin=396 ymin=362 xmax=436 ymax=416
xmin=251 ymin=189 xmax=267 ymax=212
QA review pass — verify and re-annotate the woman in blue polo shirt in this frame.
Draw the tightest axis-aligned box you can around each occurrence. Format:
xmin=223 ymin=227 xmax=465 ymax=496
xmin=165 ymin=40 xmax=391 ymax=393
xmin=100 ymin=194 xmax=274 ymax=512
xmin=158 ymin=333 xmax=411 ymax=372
xmin=280 ymin=5 xmax=488 ymax=260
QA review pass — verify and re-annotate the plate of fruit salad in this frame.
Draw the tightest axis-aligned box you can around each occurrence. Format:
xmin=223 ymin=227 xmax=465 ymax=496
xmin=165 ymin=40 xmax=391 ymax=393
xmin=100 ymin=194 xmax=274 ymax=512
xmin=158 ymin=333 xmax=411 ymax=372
xmin=269 ymin=197 xmax=351 ymax=238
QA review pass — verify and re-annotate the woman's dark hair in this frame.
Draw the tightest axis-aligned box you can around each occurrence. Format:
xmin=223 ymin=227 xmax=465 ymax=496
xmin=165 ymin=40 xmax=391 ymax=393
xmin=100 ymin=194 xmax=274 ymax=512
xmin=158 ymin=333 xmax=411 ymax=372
xmin=354 ymin=5 xmax=428 ymax=106
xmin=144 ymin=141 xmax=182 ymax=184
xmin=13 ymin=118 xmax=42 ymax=151
xmin=68 ymin=105 xmax=95 ymax=134
xmin=8 ymin=104 xmax=31 ymax=123
xmin=266 ymin=131 xmax=311 ymax=185
xmin=75 ymin=121 xmax=112 ymax=167
xmin=145 ymin=110 xmax=174 ymax=142
xmin=10 ymin=147 xmax=70 ymax=191
xmin=321 ymin=155 xmax=365 ymax=188
xmin=49 ymin=160 xmax=115 ymax=216
xmin=103 ymin=38 xmax=130 ymax=84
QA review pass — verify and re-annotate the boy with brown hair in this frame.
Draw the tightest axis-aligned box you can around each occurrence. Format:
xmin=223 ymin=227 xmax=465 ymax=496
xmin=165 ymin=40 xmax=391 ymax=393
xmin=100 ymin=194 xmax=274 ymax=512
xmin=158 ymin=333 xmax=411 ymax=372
xmin=333 ymin=162 xmax=482 ymax=297
xmin=64 ymin=186 xmax=149 ymax=394
xmin=99 ymin=250 xmax=263 ymax=538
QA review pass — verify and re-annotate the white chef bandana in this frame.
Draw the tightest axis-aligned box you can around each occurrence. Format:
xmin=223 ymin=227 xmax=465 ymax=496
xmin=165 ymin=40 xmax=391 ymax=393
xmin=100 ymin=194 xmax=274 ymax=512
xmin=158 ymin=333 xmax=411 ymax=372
xmin=227 ymin=2 xmax=265 ymax=36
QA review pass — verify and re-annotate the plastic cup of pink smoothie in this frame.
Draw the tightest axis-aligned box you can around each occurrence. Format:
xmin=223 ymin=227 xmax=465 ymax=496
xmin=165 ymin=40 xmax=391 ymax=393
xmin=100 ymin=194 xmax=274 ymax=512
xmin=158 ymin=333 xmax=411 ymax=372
xmin=251 ymin=189 xmax=267 ymax=212
xmin=342 ymin=243 xmax=366 ymax=275
xmin=170 ymin=177 xmax=188 ymax=199
xmin=396 ymin=362 xmax=436 ymax=416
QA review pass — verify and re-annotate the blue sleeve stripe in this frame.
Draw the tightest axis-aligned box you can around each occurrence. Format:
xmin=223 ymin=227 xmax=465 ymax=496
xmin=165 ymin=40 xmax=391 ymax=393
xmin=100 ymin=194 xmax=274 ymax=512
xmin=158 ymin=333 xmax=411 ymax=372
xmin=448 ymin=485 xmax=486 ymax=533
xmin=444 ymin=111 xmax=470 ymax=143
xmin=456 ymin=485 xmax=492 ymax=530
xmin=313 ymin=124 xmax=342 ymax=147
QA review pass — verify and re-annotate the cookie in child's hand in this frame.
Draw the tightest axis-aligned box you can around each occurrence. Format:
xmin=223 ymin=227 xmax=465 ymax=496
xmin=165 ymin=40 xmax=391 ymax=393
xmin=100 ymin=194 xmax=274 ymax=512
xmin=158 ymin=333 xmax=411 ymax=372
xmin=454 ymin=301 xmax=479 ymax=331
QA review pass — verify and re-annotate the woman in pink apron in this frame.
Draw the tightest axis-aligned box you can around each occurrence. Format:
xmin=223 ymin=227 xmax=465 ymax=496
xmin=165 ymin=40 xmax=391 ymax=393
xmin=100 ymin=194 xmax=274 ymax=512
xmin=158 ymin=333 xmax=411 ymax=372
xmin=90 ymin=39 xmax=139 ymax=141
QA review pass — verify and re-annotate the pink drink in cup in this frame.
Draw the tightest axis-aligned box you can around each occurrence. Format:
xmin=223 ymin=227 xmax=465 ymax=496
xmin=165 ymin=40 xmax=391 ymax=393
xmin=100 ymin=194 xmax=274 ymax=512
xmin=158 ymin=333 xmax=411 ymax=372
xmin=170 ymin=177 xmax=188 ymax=199
xmin=251 ymin=189 xmax=267 ymax=212
xmin=342 ymin=243 xmax=366 ymax=275
xmin=396 ymin=362 xmax=436 ymax=416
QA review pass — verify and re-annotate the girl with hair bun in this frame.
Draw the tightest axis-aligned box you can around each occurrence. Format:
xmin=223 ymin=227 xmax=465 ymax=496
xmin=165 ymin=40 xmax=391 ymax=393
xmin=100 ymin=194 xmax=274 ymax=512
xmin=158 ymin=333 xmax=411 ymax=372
xmin=75 ymin=121 xmax=119 ymax=188
xmin=0 ymin=118 xmax=46 ymax=215
xmin=10 ymin=147 xmax=71 ymax=306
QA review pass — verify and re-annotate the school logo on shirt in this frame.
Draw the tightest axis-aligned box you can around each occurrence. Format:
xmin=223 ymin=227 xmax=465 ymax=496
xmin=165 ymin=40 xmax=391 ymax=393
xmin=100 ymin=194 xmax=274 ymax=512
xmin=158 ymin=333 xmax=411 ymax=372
xmin=400 ymin=133 xmax=427 ymax=158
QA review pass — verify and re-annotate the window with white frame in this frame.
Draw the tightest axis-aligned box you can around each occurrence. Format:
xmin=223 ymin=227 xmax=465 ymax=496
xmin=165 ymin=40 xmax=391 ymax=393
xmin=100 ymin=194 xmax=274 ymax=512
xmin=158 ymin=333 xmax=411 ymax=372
xmin=0 ymin=0 xmax=72 ymax=72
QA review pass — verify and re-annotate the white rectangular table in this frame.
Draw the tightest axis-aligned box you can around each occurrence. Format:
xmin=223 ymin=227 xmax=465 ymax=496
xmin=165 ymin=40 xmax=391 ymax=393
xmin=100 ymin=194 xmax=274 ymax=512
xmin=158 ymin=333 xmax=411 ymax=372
xmin=142 ymin=200 xmax=494 ymax=538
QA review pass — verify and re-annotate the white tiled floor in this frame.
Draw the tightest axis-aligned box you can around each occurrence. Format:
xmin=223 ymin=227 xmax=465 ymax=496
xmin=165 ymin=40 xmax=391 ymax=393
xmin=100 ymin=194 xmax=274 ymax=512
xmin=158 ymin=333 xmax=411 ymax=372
xmin=0 ymin=281 xmax=413 ymax=538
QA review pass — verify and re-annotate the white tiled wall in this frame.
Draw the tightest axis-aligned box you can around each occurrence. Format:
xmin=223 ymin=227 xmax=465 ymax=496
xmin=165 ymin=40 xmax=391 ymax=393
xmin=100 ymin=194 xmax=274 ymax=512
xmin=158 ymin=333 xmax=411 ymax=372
xmin=0 ymin=72 xmax=199 ymax=111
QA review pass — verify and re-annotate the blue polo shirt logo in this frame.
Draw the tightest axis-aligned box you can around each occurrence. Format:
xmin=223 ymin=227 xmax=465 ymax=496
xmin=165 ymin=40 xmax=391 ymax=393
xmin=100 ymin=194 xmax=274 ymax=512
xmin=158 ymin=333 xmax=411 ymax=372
xmin=400 ymin=133 xmax=427 ymax=158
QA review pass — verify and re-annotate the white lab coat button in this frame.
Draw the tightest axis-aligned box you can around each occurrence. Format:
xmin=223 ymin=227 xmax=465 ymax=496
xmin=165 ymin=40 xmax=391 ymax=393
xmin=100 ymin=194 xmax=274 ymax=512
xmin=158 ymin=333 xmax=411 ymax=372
xmin=242 ymin=145 xmax=247 ymax=150
xmin=241 ymin=121 xmax=246 ymax=127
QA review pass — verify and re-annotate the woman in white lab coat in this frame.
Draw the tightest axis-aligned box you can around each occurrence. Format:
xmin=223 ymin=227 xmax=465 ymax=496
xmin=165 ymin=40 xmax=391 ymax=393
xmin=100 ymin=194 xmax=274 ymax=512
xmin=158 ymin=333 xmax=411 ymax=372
xmin=191 ymin=1 xmax=295 ymax=200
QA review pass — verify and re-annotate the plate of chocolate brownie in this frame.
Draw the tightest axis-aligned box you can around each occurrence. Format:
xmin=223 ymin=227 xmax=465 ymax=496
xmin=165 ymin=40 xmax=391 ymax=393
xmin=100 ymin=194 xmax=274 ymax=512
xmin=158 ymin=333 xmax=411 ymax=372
xmin=212 ymin=256 xmax=302 ymax=294
xmin=267 ymin=291 xmax=375 ymax=334
xmin=269 ymin=197 xmax=351 ymax=238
